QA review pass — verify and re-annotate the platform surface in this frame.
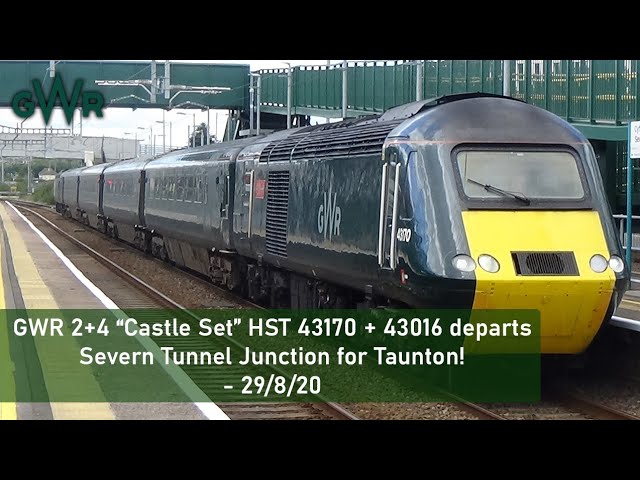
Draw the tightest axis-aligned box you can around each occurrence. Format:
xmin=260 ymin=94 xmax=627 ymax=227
xmin=0 ymin=202 xmax=223 ymax=420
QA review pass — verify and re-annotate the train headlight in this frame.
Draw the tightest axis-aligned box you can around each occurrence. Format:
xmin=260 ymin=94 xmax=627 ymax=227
xmin=478 ymin=254 xmax=500 ymax=273
xmin=589 ymin=254 xmax=608 ymax=273
xmin=452 ymin=254 xmax=476 ymax=272
xmin=609 ymin=255 xmax=625 ymax=273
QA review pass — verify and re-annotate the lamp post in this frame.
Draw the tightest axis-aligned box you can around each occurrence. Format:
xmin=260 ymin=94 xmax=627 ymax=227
xmin=155 ymin=120 xmax=168 ymax=154
xmin=136 ymin=127 xmax=146 ymax=156
xmin=123 ymin=131 xmax=134 ymax=159
xmin=177 ymin=111 xmax=197 ymax=147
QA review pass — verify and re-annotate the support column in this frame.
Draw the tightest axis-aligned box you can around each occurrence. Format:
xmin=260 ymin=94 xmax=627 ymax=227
xmin=256 ymin=75 xmax=261 ymax=135
xmin=287 ymin=67 xmax=292 ymax=129
xmin=416 ymin=60 xmax=423 ymax=101
xmin=503 ymin=60 xmax=511 ymax=96
xmin=342 ymin=60 xmax=348 ymax=118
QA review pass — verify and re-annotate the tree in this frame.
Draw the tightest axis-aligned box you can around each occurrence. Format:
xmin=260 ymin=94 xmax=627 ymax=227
xmin=188 ymin=122 xmax=216 ymax=147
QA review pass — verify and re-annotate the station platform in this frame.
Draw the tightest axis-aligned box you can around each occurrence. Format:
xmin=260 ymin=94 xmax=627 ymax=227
xmin=0 ymin=202 xmax=227 ymax=420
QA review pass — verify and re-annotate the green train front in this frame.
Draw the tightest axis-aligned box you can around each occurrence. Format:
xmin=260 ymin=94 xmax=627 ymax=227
xmin=241 ymin=93 xmax=629 ymax=354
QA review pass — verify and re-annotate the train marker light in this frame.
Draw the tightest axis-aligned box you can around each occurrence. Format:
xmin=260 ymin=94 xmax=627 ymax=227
xmin=452 ymin=254 xmax=475 ymax=272
xmin=589 ymin=254 xmax=608 ymax=273
xmin=609 ymin=255 xmax=625 ymax=273
xmin=400 ymin=268 xmax=409 ymax=284
xmin=478 ymin=254 xmax=500 ymax=273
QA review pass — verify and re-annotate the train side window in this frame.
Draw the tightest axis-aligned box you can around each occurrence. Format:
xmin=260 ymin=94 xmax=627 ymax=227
xmin=152 ymin=177 xmax=158 ymax=199
xmin=177 ymin=176 xmax=185 ymax=201
xmin=204 ymin=176 xmax=208 ymax=204
xmin=185 ymin=176 xmax=195 ymax=202
xmin=196 ymin=177 xmax=203 ymax=203
xmin=164 ymin=176 xmax=170 ymax=200
xmin=399 ymin=152 xmax=414 ymax=221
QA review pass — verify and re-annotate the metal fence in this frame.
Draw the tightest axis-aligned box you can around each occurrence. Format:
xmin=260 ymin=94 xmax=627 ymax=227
xmin=613 ymin=214 xmax=640 ymax=252
xmin=258 ymin=60 xmax=640 ymax=124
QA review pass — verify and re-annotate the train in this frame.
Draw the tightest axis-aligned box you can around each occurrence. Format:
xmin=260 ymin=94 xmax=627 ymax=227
xmin=53 ymin=92 xmax=630 ymax=354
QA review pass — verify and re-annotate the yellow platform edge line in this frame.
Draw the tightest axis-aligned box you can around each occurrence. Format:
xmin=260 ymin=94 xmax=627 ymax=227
xmin=0 ymin=203 xmax=114 ymax=420
xmin=0 ymin=204 xmax=17 ymax=420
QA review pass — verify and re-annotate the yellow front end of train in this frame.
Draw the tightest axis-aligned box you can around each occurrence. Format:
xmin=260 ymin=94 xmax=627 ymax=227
xmin=462 ymin=210 xmax=616 ymax=354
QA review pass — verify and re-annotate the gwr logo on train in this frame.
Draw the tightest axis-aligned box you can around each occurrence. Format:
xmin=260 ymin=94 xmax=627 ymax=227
xmin=317 ymin=187 xmax=341 ymax=240
xmin=11 ymin=74 xmax=105 ymax=125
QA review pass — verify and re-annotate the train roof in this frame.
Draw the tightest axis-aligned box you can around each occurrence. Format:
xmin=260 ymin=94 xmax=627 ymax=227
xmin=102 ymin=158 xmax=149 ymax=173
xmin=391 ymin=94 xmax=587 ymax=144
xmin=65 ymin=94 xmax=583 ymax=176
xmin=78 ymin=162 xmax=116 ymax=175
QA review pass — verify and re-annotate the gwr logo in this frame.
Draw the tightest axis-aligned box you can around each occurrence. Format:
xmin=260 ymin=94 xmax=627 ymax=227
xmin=11 ymin=74 xmax=105 ymax=125
xmin=317 ymin=186 xmax=341 ymax=241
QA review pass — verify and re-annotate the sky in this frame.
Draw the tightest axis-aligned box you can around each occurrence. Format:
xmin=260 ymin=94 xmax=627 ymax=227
xmin=0 ymin=60 xmax=337 ymax=148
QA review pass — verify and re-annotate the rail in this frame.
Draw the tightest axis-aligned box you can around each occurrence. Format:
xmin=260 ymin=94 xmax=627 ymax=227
xmin=11 ymin=200 xmax=359 ymax=421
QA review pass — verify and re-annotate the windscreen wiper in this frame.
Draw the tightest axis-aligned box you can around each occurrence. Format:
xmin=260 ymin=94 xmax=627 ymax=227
xmin=467 ymin=178 xmax=531 ymax=205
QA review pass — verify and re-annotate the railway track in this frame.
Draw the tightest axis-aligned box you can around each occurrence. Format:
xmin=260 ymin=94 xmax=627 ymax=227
xmin=10 ymin=201 xmax=358 ymax=421
xmin=447 ymin=388 xmax=640 ymax=420
xmin=12 ymin=200 xmax=640 ymax=421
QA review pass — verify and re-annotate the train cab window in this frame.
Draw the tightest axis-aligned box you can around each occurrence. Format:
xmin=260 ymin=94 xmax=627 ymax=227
xmin=455 ymin=149 xmax=586 ymax=202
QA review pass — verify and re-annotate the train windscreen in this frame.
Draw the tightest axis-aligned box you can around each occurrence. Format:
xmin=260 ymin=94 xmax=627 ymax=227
xmin=456 ymin=149 xmax=585 ymax=202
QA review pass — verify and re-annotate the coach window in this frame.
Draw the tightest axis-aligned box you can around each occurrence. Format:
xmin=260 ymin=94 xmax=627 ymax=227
xmin=196 ymin=177 xmax=203 ymax=203
xmin=164 ymin=177 xmax=170 ymax=200
xmin=162 ymin=176 xmax=168 ymax=200
xmin=170 ymin=177 xmax=177 ymax=200
xmin=186 ymin=176 xmax=195 ymax=202
xmin=177 ymin=176 xmax=185 ymax=201
xmin=151 ymin=177 xmax=157 ymax=199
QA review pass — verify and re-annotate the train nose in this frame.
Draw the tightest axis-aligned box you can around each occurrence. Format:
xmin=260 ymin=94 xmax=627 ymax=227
xmin=471 ymin=276 xmax=613 ymax=353
xmin=460 ymin=210 xmax=619 ymax=354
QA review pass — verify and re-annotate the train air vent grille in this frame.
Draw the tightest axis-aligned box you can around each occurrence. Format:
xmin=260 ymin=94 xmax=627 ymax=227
xmin=511 ymin=252 xmax=579 ymax=276
xmin=259 ymin=120 xmax=404 ymax=162
xmin=265 ymin=170 xmax=290 ymax=257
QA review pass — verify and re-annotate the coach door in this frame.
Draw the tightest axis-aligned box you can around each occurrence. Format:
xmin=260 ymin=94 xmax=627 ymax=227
xmin=220 ymin=162 xmax=232 ymax=246
xmin=378 ymin=145 xmax=402 ymax=270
